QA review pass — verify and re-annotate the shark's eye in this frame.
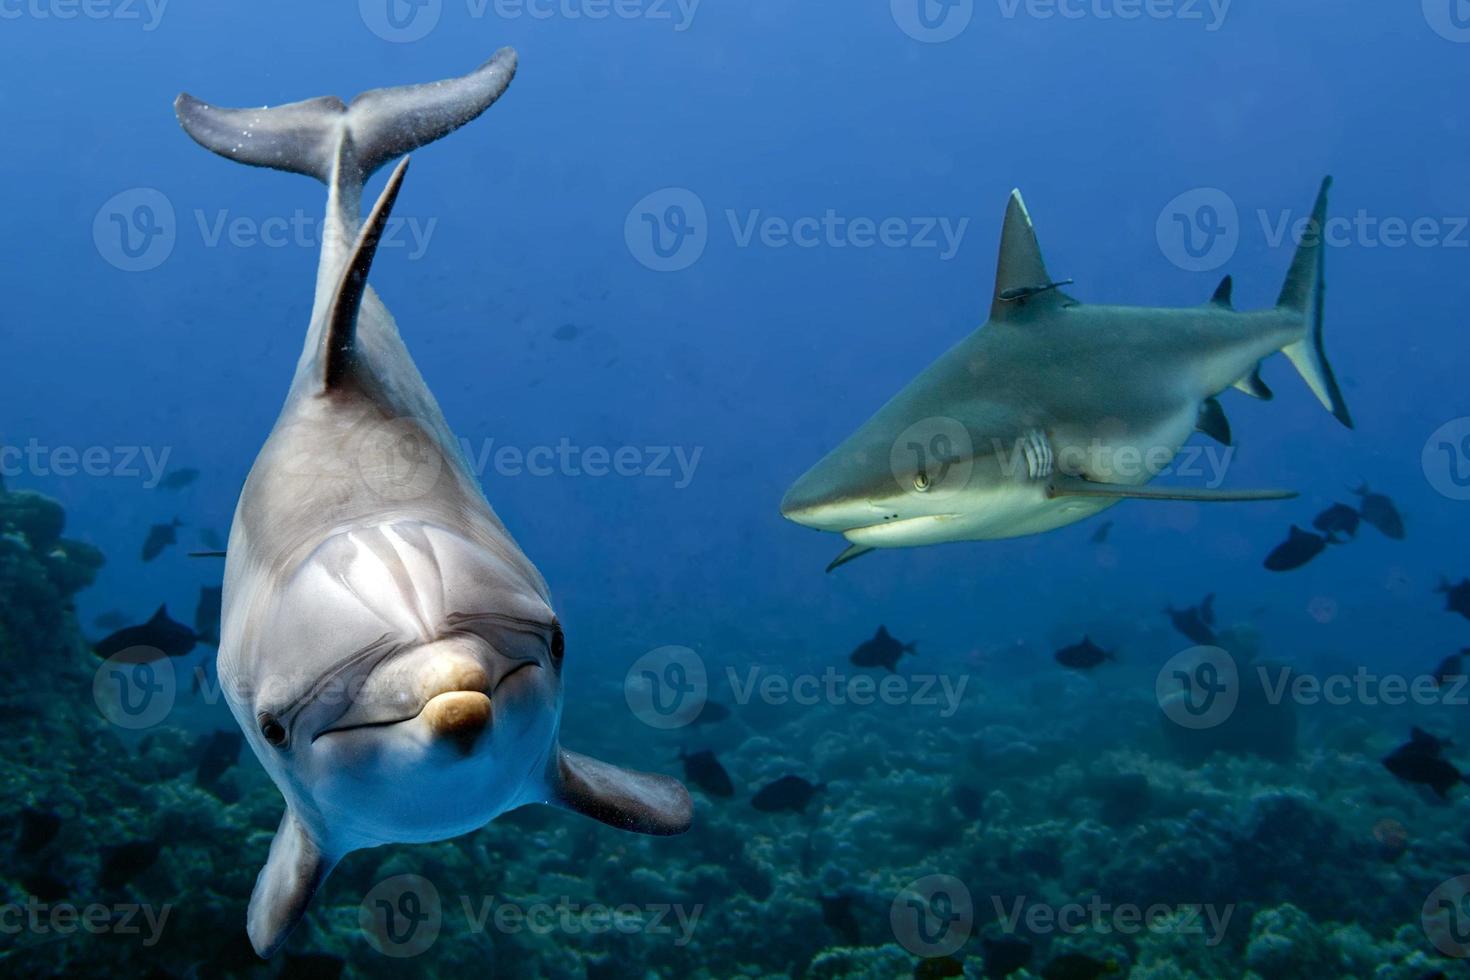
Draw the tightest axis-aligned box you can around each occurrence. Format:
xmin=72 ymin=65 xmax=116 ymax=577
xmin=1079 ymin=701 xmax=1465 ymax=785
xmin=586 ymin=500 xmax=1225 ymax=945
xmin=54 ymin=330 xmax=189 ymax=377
xmin=913 ymin=471 xmax=931 ymax=493
xmin=550 ymin=625 xmax=565 ymax=664
xmin=258 ymin=713 xmax=287 ymax=748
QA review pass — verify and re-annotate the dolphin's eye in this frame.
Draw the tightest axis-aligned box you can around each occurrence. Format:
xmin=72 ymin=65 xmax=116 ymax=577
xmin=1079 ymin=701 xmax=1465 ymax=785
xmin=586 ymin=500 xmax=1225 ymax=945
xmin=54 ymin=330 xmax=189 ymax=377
xmin=258 ymin=712 xmax=287 ymax=748
xmin=550 ymin=625 xmax=565 ymax=664
xmin=913 ymin=471 xmax=931 ymax=493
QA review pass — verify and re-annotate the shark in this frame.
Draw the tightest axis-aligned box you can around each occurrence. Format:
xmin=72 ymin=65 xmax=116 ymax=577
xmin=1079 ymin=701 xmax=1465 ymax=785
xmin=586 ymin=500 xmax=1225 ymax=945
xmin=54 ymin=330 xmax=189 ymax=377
xmin=780 ymin=178 xmax=1351 ymax=571
xmin=174 ymin=50 xmax=691 ymax=957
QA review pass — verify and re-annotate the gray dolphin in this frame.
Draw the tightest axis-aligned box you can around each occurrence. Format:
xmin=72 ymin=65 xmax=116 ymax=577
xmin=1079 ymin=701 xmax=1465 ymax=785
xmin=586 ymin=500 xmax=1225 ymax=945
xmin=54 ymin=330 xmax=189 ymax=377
xmin=175 ymin=50 xmax=691 ymax=956
xmin=781 ymin=179 xmax=1350 ymax=571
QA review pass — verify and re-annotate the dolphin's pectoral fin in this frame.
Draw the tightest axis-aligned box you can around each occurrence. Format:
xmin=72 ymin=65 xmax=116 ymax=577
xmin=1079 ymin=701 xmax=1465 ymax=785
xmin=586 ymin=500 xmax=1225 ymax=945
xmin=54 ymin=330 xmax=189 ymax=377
xmin=552 ymin=748 xmax=693 ymax=836
xmin=247 ymin=808 xmax=337 ymax=958
xmin=826 ymin=543 xmax=876 ymax=573
xmin=1046 ymin=475 xmax=1296 ymax=502
xmin=1195 ymin=398 xmax=1232 ymax=446
xmin=321 ymin=158 xmax=410 ymax=390
xmin=989 ymin=190 xmax=1076 ymax=321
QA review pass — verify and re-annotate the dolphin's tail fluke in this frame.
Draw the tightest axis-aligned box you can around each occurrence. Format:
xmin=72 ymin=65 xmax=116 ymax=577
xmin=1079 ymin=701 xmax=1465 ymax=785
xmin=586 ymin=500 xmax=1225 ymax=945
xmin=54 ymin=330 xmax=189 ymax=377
xmin=1276 ymin=176 xmax=1353 ymax=429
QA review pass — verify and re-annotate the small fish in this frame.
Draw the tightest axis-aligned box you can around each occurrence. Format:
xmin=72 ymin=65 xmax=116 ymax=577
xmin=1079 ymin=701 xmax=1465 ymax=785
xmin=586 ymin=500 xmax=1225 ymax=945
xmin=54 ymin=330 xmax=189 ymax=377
xmin=93 ymin=610 xmax=129 ymax=631
xmin=690 ymin=701 xmax=732 ymax=726
xmin=1054 ymin=636 xmax=1114 ymax=671
xmin=1431 ymin=651 xmax=1466 ymax=688
xmin=1438 ymin=578 xmax=1470 ymax=621
xmin=552 ymin=322 xmax=581 ymax=341
xmin=1165 ymin=594 xmax=1217 ymax=646
xmin=914 ymin=955 xmax=965 ymax=980
xmin=981 ymin=935 xmax=1033 ymax=978
xmin=849 ymin=626 xmax=916 ymax=673
xmin=1042 ymin=953 xmax=1120 ymax=980
xmin=92 ymin=605 xmax=200 ymax=662
xmin=141 ymin=518 xmax=183 ymax=562
xmin=1311 ymin=502 xmax=1360 ymax=542
xmin=196 ymin=729 xmax=243 ymax=788
xmin=1383 ymin=728 xmax=1468 ymax=798
xmin=751 ymin=775 xmax=823 ymax=814
xmin=198 ymin=528 xmax=225 ymax=550
xmin=99 ymin=840 xmax=162 ymax=889
xmin=194 ymin=585 xmax=223 ymax=645
xmin=1353 ymin=483 xmax=1405 ymax=539
xmin=1264 ymin=525 xmax=1329 ymax=571
xmin=1090 ymin=520 xmax=1113 ymax=544
xmin=159 ymin=467 xmax=200 ymax=490
xmin=17 ymin=808 xmax=61 ymax=855
xmin=679 ymin=749 xmax=734 ymax=798
xmin=820 ymin=893 xmax=862 ymax=945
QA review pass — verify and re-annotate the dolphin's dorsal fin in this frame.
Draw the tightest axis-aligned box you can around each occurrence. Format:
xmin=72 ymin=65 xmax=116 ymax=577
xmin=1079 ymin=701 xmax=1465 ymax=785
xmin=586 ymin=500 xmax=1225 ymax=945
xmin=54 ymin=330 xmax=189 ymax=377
xmin=321 ymin=158 xmax=409 ymax=390
xmin=247 ymin=808 xmax=337 ymax=957
xmin=990 ymin=190 xmax=1074 ymax=321
xmin=1210 ymin=275 xmax=1234 ymax=308
xmin=551 ymin=748 xmax=693 ymax=836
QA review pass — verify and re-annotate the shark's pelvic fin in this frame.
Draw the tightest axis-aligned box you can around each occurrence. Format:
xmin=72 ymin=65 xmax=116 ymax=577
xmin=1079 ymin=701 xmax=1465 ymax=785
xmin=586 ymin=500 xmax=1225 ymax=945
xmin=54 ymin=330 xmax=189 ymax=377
xmin=1209 ymin=275 xmax=1233 ymax=308
xmin=1232 ymin=363 xmax=1274 ymax=400
xmin=322 ymin=158 xmax=409 ymax=390
xmin=551 ymin=749 xmax=693 ymax=836
xmin=247 ymin=808 xmax=338 ymax=957
xmin=990 ymin=190 xmax=1076 ymax=321
xmin=826 ymin=543 xmax=876 ymax=572
xmin=1277 ymin=176 xmax=1352 ymax=429
xmin=1195 ymin=397 xmax=1232 ymax=446
xmin=1046 ymin=474 xmax=1296 ymax=502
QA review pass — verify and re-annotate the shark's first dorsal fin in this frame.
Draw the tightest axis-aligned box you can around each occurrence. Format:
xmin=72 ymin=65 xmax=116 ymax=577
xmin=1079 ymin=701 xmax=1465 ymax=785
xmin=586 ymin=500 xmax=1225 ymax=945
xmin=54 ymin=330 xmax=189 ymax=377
xmin=322 ymin=157 xmax=409 ymax=390
xmin=990 ymin=190 xmax=1074 ymax=321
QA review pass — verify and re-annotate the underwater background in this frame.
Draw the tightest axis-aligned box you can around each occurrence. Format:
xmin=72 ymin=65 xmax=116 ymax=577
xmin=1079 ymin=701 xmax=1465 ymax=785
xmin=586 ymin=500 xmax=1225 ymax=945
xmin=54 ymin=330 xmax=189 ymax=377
xmin=4 ymin=0 xmax=1470 ymax=976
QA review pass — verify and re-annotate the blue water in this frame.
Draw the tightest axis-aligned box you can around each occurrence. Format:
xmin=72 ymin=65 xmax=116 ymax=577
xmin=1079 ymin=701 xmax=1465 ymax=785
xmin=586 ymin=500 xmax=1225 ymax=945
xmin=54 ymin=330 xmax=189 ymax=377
xmin=3 ymin=2 xmax=1470 ymax=976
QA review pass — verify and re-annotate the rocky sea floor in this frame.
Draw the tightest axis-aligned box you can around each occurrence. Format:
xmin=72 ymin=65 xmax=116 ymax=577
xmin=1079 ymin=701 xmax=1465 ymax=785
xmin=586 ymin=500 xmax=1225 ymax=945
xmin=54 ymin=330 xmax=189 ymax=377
xmin=3 ymin=483 xmax=1470 ymax=979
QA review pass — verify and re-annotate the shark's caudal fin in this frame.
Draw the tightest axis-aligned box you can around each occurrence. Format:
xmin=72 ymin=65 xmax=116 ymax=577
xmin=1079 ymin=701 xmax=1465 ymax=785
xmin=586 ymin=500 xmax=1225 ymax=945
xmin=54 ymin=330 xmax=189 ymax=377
xmin=1276 ymin=177 xmax=1353 ymax=429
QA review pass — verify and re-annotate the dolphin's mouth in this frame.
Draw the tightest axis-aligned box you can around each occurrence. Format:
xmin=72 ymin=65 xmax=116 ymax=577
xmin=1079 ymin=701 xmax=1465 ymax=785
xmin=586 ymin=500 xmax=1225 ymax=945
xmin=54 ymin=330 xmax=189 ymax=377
xmin=313 ymin=660 xmax=537 ymax=741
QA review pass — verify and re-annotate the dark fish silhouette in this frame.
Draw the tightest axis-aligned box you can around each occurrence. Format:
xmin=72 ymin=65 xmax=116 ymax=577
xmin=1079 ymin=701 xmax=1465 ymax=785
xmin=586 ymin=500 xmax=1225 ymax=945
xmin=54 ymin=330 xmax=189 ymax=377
xmin=93 ymin=610 xmax=129 ymax=631
xmin=141 ymin=518 xmax=183 ymax=562
xmin=1311 ymin=502 xmax=1359 ymax=541
xmin=159 ymin=467 xmax=200 ymax=490
xmin=17 ymin=808 xmax=61 ymax=855
xmin=1165 ymin=594 xmax=1217 ymax=646
xmin=819 ymin=893 xmax=862 ymax=945
xmin=99 ymin=840 xmax=162 ymax=889
xmin=1042 ymin=953 xmax=1120 ymax=980
xmin=552 ymin=322 xmax=581 ymax=341
xmin=1090 ymin=520 xmax=1113 ymax=544
xmin=1439 ymin=578 xmax=1470 ymax=621
xmin=679 ymin=749 xmax=734 ymax=798
xmin=92 ymin=605 xmax=200 ymax=662
xmin=751 ymin=775 xmax=823 ymax=813
xmin=981 ymin=935 xmax=1033 ymax=978
xmin=194 ymin=585 xmax=223 ymax=645
xmin=1054 ymin=636 xmax=1114 ymax=670
xmin=1383 ymin=727 xmax=1468 ymax=798
xmin=690 ymin=701 xmax=731 ymax=726
xmin=1353 ymin=483 xmax=1405 ymax=539
xmin=22 ymin=872 xmax=68 ymax=903
xmin=914 ymin=954 xmax=965 ymax=979
xmin=1432 ymin=651 xmax=1466 ymax=688
xmin=1264 ymin=525 xmax=1329 ymax=571
xmin=849 ymin=626 xmax=916 ymax=673
xmin=196 ymin=729 xmax=243 ymax=788
xmin=280 ymin=953 xmax=346 ymax=980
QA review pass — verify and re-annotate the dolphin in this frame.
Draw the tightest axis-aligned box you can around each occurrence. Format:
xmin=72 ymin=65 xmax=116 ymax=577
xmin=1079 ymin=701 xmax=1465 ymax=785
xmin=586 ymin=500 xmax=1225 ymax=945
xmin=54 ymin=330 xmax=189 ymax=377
xmin=174 ymin=50 xmax=691 ymax=956
xmin=780 ymin=179 xmax=1350 ymax=571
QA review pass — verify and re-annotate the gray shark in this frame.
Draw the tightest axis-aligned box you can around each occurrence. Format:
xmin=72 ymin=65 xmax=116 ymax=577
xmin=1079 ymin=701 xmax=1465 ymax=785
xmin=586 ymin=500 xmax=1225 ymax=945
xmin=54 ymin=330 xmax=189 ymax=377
xmin=175 ymin=50 xmax=691 ymax=957
xmin=781 ymin=179 xmax=1350 ymax=571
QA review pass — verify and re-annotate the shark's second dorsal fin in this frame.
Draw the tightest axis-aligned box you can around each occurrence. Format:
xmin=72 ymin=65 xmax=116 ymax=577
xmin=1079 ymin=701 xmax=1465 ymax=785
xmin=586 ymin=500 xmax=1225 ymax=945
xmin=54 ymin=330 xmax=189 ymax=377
xmin=990 ymin=190 xmax=1075 ymax=321
xmin=322 ymin=158 xmax=409 ymax=390
xmin=1210 ymin=275 xmax=1234 ymax=308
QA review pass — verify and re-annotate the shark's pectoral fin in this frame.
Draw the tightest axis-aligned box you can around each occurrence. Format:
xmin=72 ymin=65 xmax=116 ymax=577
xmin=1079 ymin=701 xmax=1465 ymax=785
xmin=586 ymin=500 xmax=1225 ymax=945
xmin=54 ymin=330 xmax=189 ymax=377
xmin=247 ymin=808 xmax=337 ymax=958
xmin=1046 ymin=475 xmax=1296 ymax=502
xmin=320 ymin=157 xmax=410 ymax=390
xmin=1195 ymin=397 xmax=1232 ymax=446
xmin=552 ymin=748 xmax=693 ymax=836
xmin=826 ymin=543 xmax=876 ymax=573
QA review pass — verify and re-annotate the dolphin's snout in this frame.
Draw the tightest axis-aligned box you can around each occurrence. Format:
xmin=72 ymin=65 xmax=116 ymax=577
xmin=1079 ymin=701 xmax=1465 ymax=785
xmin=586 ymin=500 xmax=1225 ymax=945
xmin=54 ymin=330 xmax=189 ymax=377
xmin=423 ymin=690 xmax=492 ymax=750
